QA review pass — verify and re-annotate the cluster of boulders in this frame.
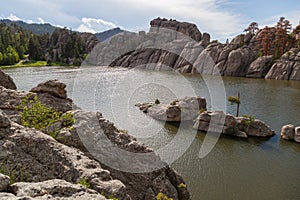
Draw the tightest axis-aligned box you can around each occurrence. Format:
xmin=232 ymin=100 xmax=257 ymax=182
xmin=0 ymin=69 xmax=190 ymax=200
xmin=194 ymin=111 xmax=275 ymax=138
xmin=136 ymin=97 xmax=275 ymax=138
xmin=136 ymin=96 xmax=206 ymax=122
xmin=281 ymin=124 xmax=300 ymax=143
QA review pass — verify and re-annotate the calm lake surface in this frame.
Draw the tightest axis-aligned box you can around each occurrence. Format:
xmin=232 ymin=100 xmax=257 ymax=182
xmin=4 ymin=66 xmax=300 ymax=200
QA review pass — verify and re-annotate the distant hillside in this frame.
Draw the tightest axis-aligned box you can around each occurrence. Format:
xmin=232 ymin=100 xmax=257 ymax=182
xmin=0 ymin=19 xmax=58 ymax=34
xmin=95 ymin=27 xmax=124 ymax=41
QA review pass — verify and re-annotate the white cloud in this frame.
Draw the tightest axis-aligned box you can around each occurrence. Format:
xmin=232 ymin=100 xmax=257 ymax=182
xmin=77 ymin=17 xmax=118 ymax=33
xmin=111 ymin=0 xmax=243 ymax=40
xmin=7 ymin=13 xmax=21 ymax=21
xmin=38 ymin=17 xmax=45 ymax=24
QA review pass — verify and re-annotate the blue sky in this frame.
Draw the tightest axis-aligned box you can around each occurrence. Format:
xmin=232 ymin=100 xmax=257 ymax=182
xmin=1 ymin=0 xmax=300 ymax=41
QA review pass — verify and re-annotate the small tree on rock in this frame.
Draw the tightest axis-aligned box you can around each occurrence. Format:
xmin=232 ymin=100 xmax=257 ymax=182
xmin=228 ymin=92 xmax=241 ymax=117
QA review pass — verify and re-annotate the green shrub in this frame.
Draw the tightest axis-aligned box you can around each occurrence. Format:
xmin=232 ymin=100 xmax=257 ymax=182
xmin=156 ymin=192 xmax=173 ymax=200
xmin=17 ymin=94 xmax=75 ymax=138
xmin=178 ymin=183 xmax=187 ymax=188
xmin=154 ymin=99 xmax=160 ymax=104
xmin=241 ymin=114 xmax=255 ymax=126
xmin=77 ymin=177 xmax=91 ymax=188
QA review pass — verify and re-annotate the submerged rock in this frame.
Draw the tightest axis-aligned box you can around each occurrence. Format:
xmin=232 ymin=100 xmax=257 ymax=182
xmin=193 ymin=111 xmax=275 ymax=138
xmin=136 ymin=96 xmax=207 ymax=122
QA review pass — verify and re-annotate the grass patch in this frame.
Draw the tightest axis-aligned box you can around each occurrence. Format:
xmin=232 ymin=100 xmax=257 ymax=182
xmin=0 ymin=60 xmax=74 ymax=69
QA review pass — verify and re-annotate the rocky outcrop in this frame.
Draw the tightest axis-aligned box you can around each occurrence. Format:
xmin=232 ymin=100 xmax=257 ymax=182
xmin=0 ymin=69 xmax=17 ymax=90
xmin=0 ymin=80 xmax=75 ymax=123
xmin=62 ymin=110 xmax=190 ymax=200
xmin=30 ymin=79 xmax=67 ymax=99
xmin=193 ymin=111 xmax=275 ymax=138
xmin=150 ymin=18 xmax=202 ymax=42
xmin=105 ymin=18 xmax=300 ymax=80
xmin=136 ymin=96 xmax=207 ymax=122
xmin=0 ymin=115 xmax=129 ymax=199
xmin=80 ymin=32 xmax=99 ymax=52
xmin=265 ymin=48 xmax=300 ymax=80
xmin=281 ymin=124 xmax=300 ymax=143
xmin=246 ymin=55 xmax=273 ymax=78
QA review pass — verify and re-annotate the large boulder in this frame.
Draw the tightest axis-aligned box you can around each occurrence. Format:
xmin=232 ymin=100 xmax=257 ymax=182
xmin=30 ymin=79 xmax=68 ymax=99
xmin=0 ymin=121 xmax=130 ymax=199
xmin=61 ymin=110 xmax=190 ymax=200
xmin=265 ymin=48 xmax=300 ymax=80
xmin=223 ymin=47 xmax=256 ymax=77
xmin=246 ymin=55 xmax=273 ymax=78
xmin=281 ymin=124 xmax=295 ymax=140
xmin=0 ymin=69 xmax=17 ymax=90
xmin=236 ymin=117 xmax=275 ymax=137
xmin=150 ymin=18 xmax=202 ymax=42
xmin=193 ymin=111 xmax=247 ymax=138
xmin=136 ymin=96 xmax=207 ymax=122
xmin=0 ymin=80 xmax=74 ymax=123
xmin=295 ymin=126 xmax=300 ymax=143
xmin=193 ymin=111 xmax=275 ymax=138
xmin=281 ymin=124 xmax=300 ymax=143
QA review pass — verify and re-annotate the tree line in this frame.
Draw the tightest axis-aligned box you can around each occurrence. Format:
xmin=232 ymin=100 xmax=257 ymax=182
xmin=244 ymin=17 xmax=300 ymax=59
xmin=0 ymin=23 xmax=92 ymax=66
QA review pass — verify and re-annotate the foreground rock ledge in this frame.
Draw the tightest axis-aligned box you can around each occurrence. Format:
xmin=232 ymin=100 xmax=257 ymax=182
xmin=0 ymin=79 xmax=190 ymax=200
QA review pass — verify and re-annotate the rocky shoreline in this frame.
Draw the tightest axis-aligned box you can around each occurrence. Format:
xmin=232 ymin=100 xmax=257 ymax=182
xmin=86 ymin=18 xmax=300 ymax=81
xmin=0 ymin=70 xmax=190 ymax=200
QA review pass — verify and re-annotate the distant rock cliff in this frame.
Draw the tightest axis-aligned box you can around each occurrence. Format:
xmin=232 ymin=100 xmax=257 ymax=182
xmin=106 ymin=18 xmax=300 ymax=81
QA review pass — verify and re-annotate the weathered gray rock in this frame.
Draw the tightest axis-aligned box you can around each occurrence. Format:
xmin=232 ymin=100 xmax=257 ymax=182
xmin=0 ymin=193 xmax=16 ymax=199
xmin=30 ymin=80 xmax=67 ymax=99
xmin=150 ymin=18 xmax=202 ymax=42
xmin=0 ymin=69 xmax=17 ymax=90
xmin=295 ymin=126 xmax=300 ymax=143
xmin=0 ymin=173 xmax=10 ymax=192
xmin=266 ymin=49 xmax=300 ymax=80
xmin=281 ymin=124 xmax=295 ymax=140
xmin=136 ymin=96 xmax=206 ymax=122
xmin=193 ymin=111 xmax=247 ymax=138
xmin=281 ymin=124 xmax=300 ymax=143
xmin=236 ymin=117 xmax=275 ymax=137
xmin=68 ymin=110 xmax=190 ymax=200
xmin=223 ymin=47 xmax=255 ymax=77
xmin=246 ymin=55 xmax=273 ymax=78
xmin=0 ymin=122 xmax=129 ymax=199
xmin=0 ymin=110 xmax=10 ymax=129
xmin=0 ymin=81 xmax=74 ymax=123
xmin=193 ymin=111 xmax=275 ymax=138
xmin=9 ymin=179 xmax=108 ymax=200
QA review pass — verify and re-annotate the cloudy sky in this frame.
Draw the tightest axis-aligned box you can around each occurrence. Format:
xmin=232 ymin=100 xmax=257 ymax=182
xmin=1 ymin=0 xmax=300 ymax=41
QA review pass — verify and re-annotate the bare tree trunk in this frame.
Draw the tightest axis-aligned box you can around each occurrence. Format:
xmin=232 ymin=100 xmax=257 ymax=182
xmin=236 ymin=92 xmax=240 ymax=117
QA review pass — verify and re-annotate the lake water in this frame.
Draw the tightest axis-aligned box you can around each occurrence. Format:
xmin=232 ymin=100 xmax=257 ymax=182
xmin=4 ymin=66 xmax=300 ymax=200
